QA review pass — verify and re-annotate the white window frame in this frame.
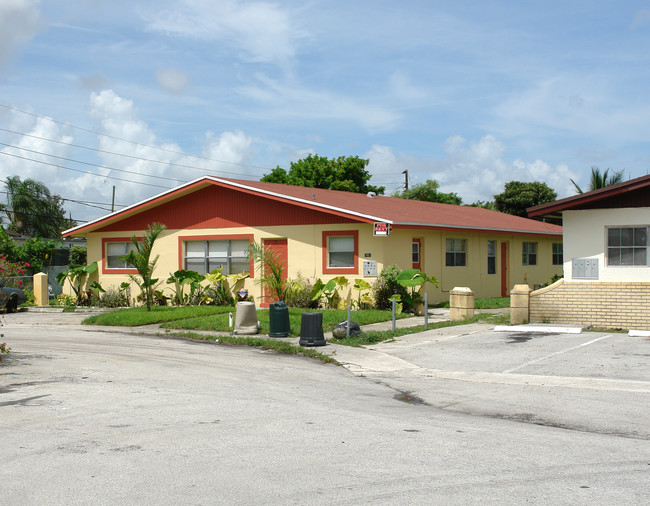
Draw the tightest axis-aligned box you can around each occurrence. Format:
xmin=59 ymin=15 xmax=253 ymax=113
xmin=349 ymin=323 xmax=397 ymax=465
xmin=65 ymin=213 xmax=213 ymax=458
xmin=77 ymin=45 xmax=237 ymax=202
xmin=328 ymin=235 xmax=355 ymax=269
xmin=606 ymin=226 xmax=648 ymax=267
xmin=184 ymin=239 xmax=250 ymax=275
xmin=106 ymin=242 xmax=136 ymax=269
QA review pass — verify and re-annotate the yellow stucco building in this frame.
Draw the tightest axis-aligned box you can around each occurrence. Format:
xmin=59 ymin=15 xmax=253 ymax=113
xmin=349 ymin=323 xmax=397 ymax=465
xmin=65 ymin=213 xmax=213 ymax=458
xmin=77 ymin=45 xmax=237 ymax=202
xmin=63 ymin=177 xmax=563 ymax=305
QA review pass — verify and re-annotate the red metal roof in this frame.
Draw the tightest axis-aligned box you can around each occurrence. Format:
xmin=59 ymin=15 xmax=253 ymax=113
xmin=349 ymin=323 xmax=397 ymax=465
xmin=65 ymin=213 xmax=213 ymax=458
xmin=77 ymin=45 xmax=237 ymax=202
xmin=63 ymin=176 xmax=562 ymax=237
xmin=528 ymin=173 xmax=650 ymax=217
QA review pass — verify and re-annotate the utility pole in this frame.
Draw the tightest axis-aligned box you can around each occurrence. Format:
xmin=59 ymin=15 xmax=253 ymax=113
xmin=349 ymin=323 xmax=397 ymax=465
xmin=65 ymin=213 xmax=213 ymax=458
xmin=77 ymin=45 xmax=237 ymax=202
xmin=111 ymin=186 xmax=116 ymax=213
xmin=402 ymin=170 xmax=409 ymax=191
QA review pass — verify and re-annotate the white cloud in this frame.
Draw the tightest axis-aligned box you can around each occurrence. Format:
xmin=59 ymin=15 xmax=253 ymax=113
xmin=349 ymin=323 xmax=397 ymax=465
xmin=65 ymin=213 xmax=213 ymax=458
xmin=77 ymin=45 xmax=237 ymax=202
xmin=0 ymin=115 xmax=73 ymax=189
xmin=366 ymin=135 xmax=579 ymax=203
xmin=198 ymin=130 xmax=252 ymax=167
xmin=145 ymin=0 xmax=299 ymax=66
xmin=0 ymin=0 xmax=42 ymax=68
xmin=86 ymin=89 xmax=257 ymax=205
xmin=156 ymin=68 xmax=190 ymax=94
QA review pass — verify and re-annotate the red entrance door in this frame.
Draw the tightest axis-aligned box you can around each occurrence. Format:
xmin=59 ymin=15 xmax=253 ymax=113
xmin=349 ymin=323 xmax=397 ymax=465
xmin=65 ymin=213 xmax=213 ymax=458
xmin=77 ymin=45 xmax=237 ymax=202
xmin=261 ymin=239 xmax=288 ymax=307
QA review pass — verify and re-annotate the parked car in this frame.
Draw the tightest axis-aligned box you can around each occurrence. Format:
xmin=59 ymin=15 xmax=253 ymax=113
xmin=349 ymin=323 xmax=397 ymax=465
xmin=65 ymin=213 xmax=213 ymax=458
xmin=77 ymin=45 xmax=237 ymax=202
xmin=1 ymin=286 xmax=27 ymax=312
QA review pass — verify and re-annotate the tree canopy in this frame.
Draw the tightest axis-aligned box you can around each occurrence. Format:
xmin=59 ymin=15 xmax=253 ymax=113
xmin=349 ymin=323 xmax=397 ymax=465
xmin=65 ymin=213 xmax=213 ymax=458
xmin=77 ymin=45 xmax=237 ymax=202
xmin=571 ymin=167 xmax=624 ymax=193
xmin=393 ymin=179 xmax=462 ymax=205
xmin=493 ymin=181 xmax=557 ymax=218
xmin=261 ymin=154 xmax=385 ymax=194
xmin=1 ymin=176 xmax=73 ymax=238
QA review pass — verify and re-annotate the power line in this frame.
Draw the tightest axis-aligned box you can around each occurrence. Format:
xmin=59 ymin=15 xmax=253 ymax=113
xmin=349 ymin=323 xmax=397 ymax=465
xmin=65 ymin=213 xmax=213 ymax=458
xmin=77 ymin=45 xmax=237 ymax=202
xmin=0 ymin=141 xmax=189 ymax=185
xmin=0 ymin=103 xmax=273 ymax=174
xmin=1 ymin=206 xmax=88 ymax=224
xmin=0 ymin=127 xmax=265 ymax=178
xmin=0 ymin=150 xmax=173 ymax=189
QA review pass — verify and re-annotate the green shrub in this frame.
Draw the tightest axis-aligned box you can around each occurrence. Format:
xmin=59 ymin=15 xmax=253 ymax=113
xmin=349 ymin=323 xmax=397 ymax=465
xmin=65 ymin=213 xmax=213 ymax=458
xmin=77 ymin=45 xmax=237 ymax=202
xmin=56 ymin=293 xmax=76 ymax=307
xmin=24 ymin=289 xmax=34 ymax=306
xmin=372 ymin=264 xmax=409 ymax=310
xmin=285 ymin=275 xmax=318 ymax=308
xmin=68 ymin=245 xmax=87 ymax=266
xmin=99 ymin=288 xmax=130 ymax=308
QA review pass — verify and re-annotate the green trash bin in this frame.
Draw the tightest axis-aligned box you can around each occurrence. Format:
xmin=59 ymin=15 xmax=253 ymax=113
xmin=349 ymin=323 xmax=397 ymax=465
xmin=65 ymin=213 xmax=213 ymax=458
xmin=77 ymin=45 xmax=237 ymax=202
xmin=269 ymin=301 xmax=290 ymax=337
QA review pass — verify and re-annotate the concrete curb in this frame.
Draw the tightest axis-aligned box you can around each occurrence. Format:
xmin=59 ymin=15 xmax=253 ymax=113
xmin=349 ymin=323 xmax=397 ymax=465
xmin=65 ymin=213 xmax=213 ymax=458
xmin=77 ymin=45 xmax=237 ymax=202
xmin=494 ymin=325 xmax=583 ymax=334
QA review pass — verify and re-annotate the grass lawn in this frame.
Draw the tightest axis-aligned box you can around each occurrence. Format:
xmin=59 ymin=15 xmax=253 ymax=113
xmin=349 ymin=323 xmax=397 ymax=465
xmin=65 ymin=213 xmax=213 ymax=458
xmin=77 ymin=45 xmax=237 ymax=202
xmin=82 ymin=303 xmax=510 ymax=361
xmin=83 ymin=305 xmax=234 ymax=326
xmin=84 ymin=306 xmax=409 ymax=335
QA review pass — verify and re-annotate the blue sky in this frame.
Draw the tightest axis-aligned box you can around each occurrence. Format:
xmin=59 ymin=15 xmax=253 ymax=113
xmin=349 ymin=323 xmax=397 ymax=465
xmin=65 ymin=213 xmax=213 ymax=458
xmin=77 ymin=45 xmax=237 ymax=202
xmin=1 ymin=0 xmax=650 ymax=224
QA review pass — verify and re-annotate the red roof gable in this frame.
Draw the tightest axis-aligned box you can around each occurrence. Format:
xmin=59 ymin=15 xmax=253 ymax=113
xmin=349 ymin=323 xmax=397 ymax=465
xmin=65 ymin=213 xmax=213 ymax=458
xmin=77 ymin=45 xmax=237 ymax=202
xmin=528 ymin=173 xmax=650 ymax=217
xmin=63 ymin=177 xmax=562 ymax=237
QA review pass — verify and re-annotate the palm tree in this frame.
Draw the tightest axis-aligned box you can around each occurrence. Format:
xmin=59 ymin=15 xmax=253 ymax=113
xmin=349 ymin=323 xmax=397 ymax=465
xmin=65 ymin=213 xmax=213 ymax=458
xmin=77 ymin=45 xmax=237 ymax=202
xmin=571 ymin=167 xmax=625 ymax=194
xmin=121 ymin=222 xmax=166 ymax=311
xmin=2 ymin=176 xmax=71 ymax=237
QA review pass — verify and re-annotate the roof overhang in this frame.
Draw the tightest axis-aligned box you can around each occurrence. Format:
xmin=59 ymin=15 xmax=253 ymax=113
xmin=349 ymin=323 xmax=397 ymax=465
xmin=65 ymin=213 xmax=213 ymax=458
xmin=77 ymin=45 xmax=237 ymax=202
xmin=528 ymin=173 xmax=650 ymax=218
xmin=62 ymin=176 xmax=391 ymax=237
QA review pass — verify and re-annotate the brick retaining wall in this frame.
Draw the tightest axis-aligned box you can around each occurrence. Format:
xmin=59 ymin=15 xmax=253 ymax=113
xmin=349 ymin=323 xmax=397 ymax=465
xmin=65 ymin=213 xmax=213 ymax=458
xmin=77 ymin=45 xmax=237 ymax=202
xmin=530 ymin=279 xmax=650 ymax=330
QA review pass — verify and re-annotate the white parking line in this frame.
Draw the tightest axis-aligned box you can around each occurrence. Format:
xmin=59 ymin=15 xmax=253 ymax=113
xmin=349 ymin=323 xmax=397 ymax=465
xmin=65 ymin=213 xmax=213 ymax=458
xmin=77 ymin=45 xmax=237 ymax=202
xmin=502 ymin=334 xmax=613 ymax=374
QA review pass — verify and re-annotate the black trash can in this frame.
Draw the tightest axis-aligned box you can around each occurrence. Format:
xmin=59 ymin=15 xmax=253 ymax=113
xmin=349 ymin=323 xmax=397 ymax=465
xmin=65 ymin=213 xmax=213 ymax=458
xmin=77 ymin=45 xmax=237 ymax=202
xmin=269 ymin=301 xmax=291 ymax=337
xmin=299 ymin=312 xmax=326 ymax=346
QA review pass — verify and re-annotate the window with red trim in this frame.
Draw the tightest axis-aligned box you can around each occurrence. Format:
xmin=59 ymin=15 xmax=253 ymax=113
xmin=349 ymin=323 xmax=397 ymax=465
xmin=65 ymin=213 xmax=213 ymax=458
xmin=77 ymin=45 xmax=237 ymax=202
xmin=178 ymin=234 xmax=254 ymax=276
xmin=184 ymin=239 xmax=250 ymax=275
xmin=102 ymin=238 xmax=138 ymax=274
xmin=322 ymin=230 xmax=358 ymax=274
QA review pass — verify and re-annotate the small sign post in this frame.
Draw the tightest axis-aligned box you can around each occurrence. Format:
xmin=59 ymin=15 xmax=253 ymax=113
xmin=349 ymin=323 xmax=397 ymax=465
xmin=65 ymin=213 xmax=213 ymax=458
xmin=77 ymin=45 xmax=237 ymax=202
xmin=373 ymin=222 xmax=391 ymax=236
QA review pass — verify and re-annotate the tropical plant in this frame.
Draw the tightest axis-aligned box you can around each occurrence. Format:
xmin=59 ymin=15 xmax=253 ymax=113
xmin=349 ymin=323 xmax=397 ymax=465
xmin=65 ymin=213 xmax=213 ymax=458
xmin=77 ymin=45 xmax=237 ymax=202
xmin=353 ymin=278 xmax=373 ymax=309
xmin=372 ymin=265 xmax=409 ymax=310
xmin=310 ymin=276 xmax=349 ymax=309
xmin=55 ymin=262 xmax=98 ymax=305
xmin=248 ymin=241 xmax=286 ymax=303
xmin=1 ymin=176 xmax=73 ymax=237
xmin=166 ymin=269 xmax=206 ymax=305
xmin=120 ymin=222 xmax=166 ymax=311
xmin=68 ymin=245 xmax=87 ymax=266
xmin=571 ymin=167 xmax=625 ymax=194
xmin=396 ymin=269 xmax=439 ymax=310
xmin=0 ymin=227 xmax=57 ymax=273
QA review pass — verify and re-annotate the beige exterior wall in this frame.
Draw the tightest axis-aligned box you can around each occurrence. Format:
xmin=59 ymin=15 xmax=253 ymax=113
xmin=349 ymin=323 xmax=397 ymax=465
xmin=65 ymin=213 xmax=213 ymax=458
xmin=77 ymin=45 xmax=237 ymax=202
xmin=86 ymin=224 xmax=562 ymax=305
xmin=530 ymin=279 xmax=650 ymax=330
xmin=563 ymin=208 xmax=650 ymax=282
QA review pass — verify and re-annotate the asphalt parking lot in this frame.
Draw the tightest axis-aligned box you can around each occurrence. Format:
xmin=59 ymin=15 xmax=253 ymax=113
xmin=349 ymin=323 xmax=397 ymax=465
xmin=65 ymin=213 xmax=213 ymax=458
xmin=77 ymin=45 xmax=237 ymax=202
xmin=1 ymin=311 xmax=649 ymax=504
xmin=323 ymin=322 xmax=650 ymax=440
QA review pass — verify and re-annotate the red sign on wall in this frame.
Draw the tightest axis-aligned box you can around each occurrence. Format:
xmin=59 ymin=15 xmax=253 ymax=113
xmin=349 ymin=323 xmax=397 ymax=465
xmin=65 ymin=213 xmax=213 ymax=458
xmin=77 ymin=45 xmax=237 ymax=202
xmin=373 ymin=222 xmax=391 ymax=236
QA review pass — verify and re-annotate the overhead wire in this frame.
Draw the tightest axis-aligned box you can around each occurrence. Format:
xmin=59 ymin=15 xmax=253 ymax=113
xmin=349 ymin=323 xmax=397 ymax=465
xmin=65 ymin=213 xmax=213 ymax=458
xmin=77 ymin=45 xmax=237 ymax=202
xmin=0 ymin=102 xmax=404 ymax=206
xmin=0 ymin=141 xmax=188 ymax=185
xmin=0 ymin=151 xmax=173 ymax=189
xmin=0 ymin=127 xmax=264 ymax=179
xmin=0 ymin=103 xmax=272 ymax=174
